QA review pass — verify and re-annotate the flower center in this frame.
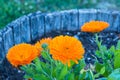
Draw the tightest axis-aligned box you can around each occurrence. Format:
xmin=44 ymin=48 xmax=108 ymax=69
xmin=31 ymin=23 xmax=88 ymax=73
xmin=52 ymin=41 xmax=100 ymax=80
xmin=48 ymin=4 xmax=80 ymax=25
xmin=66 ymin=48 xmax=69 ymax=49
xmin=20 ymin=55 xmax=24 ymax=59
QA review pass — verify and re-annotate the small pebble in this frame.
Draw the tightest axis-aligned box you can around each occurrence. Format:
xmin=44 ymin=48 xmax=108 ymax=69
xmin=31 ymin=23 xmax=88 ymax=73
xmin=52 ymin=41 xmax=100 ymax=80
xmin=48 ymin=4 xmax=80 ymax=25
xmin=74 ymin=35 xmax=79 ymax=40
xmin=107 ymin=38 xmax=110 ymax=41
xmin=110 ymin=32 xmax=114 ymax=36
xmin=87 ymin=57 xmax=91 ymax=61
xmin=113 ymin=37 xmax=119 ymax=41
xmin=77 ymin=32 xmax=81 ymax=35
xmin=66 ymin=32 xmax=70 ymax=35
xmin=89 ymin=39 xmax=94 ymax=43
xmin=18 ymin=70 xmax=21 ymax=73
xmin=88 ymin=50 xmax=91 ymax=53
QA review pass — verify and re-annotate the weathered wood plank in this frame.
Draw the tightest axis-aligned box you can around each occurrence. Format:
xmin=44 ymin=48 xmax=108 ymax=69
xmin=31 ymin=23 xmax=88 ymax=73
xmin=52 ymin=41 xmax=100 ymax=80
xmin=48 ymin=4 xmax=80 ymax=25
xmin=61 ymin=10 xmax=71 ymax=31
xmin=10 ymin=19 xmax=22 ymax=44
xmin=70 ymin=9 xmax=79 ymax=31
xmin=20 ymin=16 xmax=31 ymax=43
xmin=79 ymin=9 xmax=97 ymax=28
xmin=97 ymin=10 xmax=114 ymax=31
xmin=28 ymin=12 xmax=42 ymax=41
xmin=2 ymin=27 xmax=13 ymax=54
xmin=111 ymin=11 xmax=120 ymax=32
xmin=52 ymin=12 xmax=61 ymax=31
xmin=36 ymin=13 xmax=45 ymax=38
xmin=45 ymin=12 xmax=61 ymax=34
xmin=116 ymin=13 xmax=120 ymax=32
xmin=45 ymin=14 xmax=52 ymax=33
xmin=60 ymin=9 xmax=79 ymax=31
xmin=0 ymin=35 xmax=5 ymax=61
xmin=45 ymin=13 xmax=53 ymax=33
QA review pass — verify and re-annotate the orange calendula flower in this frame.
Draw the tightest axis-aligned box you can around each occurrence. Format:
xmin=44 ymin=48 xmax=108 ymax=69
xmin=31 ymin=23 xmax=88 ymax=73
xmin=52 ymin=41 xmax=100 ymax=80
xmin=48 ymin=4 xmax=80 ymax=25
xmin=49 ymin=35 xmax=85 ymax=66
xmin=6 ymin=43 xmax=39 ymax=67
xmin=81 ymin=21 xmax=109 ymax=33
xmin=34 ymin=37 xmax=52 ymax=52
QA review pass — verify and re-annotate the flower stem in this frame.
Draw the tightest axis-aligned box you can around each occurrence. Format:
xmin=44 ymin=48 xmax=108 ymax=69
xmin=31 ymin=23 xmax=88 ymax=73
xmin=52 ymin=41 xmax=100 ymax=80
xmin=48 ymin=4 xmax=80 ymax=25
xmin=46 ymin=49 xmax=54 ymax=80
xmin=89 ymin=69 xmax=94 ymax=80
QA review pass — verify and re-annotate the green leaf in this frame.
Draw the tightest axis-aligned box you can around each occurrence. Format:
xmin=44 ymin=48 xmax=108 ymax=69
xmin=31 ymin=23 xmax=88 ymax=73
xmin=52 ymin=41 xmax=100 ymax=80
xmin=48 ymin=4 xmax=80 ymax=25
xmin=114 ymin=50 xmax=120 ymax=56
xmin=42 ymin=63 xmax=51 ymax=75
xmin=95 ymin=50 xmax=101 ymax=58
xmin=34 ymin=57 xmax=42 ymax=71
xmin=100 ymin=66 xmax=105 ymax=74
xmin=109 ymin=46 xmax=115 ymax=53
xmin=41 ymin=50 xmax=50 ymax=61
xmin=116 ymin=40 xmax=120 ymax=50
xmin=58 ymin=65 xmax=68 ymax=80
xmin=33 ymin=74 xmax=49 ymax=80
xmin=52 ymin=66 xmax=57 ymax=78
xmin=40 ymin=61 xmax=46 ymax=68
xmin=24 ymin=75 xmax=31 ymax=79
xmin=79 ymin=59 xmax=86 ymax=70
xmin=101 ymin=46 xmax=107 ymax=51
xmin=108 ymin=68 xmax=120 ymax=80
xmin=85 ymin=70 xmax=94 ymax=80
xmin=73 ymin=59 xmax=86 ymax=77
xmin=21 ymin=64 xmax=35 ymax=75
xmin=95 ymin=62 xmax=104 ymax=73
xmin=114 ymin=53 xmax=120 ymax=69
xmin=79 ymin=71 xmax=86 ymax=80
xmin=94 ymin=73 xmax=100 ymax=79
xmin=66 ymin=73 xmax=74 ymax=80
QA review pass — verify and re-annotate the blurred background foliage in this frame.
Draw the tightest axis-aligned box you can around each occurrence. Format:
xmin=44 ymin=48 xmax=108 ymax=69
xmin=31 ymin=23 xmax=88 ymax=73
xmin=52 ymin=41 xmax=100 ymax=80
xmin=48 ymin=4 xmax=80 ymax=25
xmin=0 ymin=0 xmax=120 ymax=29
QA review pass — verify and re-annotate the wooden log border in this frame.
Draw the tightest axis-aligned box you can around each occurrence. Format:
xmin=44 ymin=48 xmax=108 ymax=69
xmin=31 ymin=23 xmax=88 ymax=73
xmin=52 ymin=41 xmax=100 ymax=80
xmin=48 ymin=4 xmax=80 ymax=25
xmin=0 ymin=9 xmax=120 ymax=61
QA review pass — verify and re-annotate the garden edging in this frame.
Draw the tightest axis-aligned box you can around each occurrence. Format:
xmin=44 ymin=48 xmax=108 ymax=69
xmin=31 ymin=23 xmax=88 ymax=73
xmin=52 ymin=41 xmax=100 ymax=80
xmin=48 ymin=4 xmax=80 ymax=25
xmin=0 ymin=9 xmax=120 ymax=62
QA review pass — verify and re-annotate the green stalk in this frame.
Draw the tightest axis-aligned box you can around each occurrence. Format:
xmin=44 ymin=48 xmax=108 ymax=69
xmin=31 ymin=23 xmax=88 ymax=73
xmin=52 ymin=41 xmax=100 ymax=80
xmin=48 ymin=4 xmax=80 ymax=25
xmin=39 ymin=63 xmax=52 ymax=79
xmin=91 ymin=54 xmax=99 ymax=62
xmin=45 ymin=49 xmax=54 ymax=80
xmin=107 ymin=60 xmax=113 ymax=72
xmin=89 ymin=69 xmax=95 ymax=80
xmin=95 ymin=33 xmax=104 ymax=59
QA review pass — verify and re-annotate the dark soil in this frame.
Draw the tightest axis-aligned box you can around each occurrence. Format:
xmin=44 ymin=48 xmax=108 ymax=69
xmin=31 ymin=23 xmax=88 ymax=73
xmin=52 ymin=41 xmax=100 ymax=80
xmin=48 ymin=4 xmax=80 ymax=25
xmin=0 ymin=31 xmax=120 ymax=80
